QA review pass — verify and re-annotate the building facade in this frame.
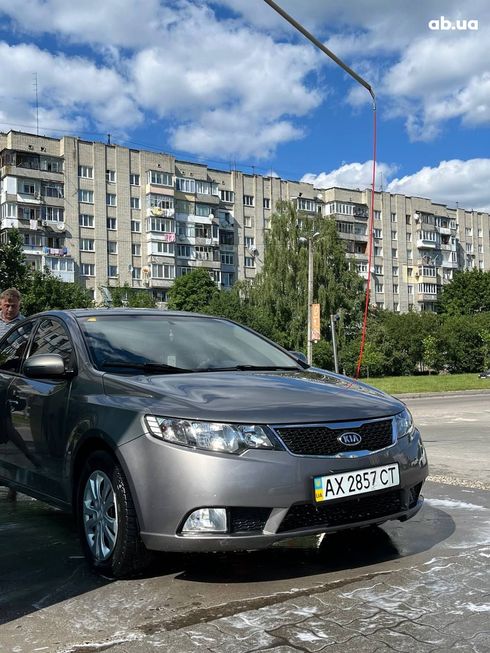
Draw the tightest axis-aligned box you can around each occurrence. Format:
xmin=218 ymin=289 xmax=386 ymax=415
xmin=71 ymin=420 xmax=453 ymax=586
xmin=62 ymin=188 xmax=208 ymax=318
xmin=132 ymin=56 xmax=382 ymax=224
xmin=1 ymin=130 xmax=489 ymax=311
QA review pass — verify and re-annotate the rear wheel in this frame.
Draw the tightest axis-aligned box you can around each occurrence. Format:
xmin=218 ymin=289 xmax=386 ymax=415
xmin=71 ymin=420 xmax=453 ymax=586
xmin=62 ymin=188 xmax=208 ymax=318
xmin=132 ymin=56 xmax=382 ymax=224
xmin=77 ymin=451 xmax=152 ymax=578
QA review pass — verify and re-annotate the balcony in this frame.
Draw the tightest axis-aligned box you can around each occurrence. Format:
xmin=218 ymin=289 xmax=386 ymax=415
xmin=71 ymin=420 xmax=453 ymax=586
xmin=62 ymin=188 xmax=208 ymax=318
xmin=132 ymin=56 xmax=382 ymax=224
xmin=146 ymin=231 xmax=176 ymax=243
xmin=417 ymin=239 xmax=437 ymax=249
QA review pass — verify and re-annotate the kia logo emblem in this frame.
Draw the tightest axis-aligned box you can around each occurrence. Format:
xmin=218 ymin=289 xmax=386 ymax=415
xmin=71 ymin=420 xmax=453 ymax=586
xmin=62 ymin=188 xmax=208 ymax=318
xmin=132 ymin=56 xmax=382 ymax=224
xmin=338 ymin=432 xmax=362 ymax=446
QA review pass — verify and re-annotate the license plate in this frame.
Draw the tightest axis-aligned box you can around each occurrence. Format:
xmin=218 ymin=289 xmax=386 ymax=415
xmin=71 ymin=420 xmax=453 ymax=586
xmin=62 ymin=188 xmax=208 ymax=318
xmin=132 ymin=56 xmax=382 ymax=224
xmin=313 ymin=463 xmax=400 ymax=503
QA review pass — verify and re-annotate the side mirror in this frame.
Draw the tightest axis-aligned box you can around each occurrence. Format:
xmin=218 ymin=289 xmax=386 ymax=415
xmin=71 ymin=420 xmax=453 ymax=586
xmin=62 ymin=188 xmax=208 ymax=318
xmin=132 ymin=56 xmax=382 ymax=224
xmin=23 ymin=353 xmax=71 ymax=379
xmin=289 ymin=351 xmax=308 ymax=364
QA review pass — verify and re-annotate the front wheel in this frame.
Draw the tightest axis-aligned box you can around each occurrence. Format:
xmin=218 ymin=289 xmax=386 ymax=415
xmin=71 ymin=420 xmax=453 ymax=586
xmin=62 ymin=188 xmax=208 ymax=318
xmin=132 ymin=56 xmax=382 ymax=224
xmin=76 ymin=451 xmax=152 ymax=578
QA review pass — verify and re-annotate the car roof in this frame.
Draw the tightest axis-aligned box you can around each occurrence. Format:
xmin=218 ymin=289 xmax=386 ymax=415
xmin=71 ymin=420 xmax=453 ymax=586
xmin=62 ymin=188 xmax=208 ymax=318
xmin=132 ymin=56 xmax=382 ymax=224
xmin=28 ymin=308 xmax=219 ymax=320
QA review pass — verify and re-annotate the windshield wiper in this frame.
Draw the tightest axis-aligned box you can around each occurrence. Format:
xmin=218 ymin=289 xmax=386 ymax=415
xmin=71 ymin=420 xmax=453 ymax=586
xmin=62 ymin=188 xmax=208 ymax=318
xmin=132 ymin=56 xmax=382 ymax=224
xmin=99 ymin=361 xmax=192 ymax=374
xmin=200 ymin=365 xmax=303 ymax=372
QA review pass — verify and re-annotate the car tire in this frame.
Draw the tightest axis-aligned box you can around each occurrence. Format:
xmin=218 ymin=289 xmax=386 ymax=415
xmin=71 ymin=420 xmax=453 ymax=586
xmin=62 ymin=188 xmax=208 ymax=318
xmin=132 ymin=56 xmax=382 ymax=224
xmin=76 ymin=450 xmax=152 ymax=578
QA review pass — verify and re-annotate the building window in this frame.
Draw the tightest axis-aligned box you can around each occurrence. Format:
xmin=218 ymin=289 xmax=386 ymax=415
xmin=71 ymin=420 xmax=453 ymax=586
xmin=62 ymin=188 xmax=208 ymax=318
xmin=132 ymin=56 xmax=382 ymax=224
xmin=175 ymin=177 xmax=195 ymax=193
xmin=79 ymin=214 xmax=94 ymax=228
xmin=391 ymin=212 xmax=397 ymax=222
xmin=244 ymin=215 xmax=252 ymax=227
xmin=222 ymin=271 xmax=235 ymax=287
xmin=394 ymin=302 xmax=399 ymax=312
xmin=393 ymin=284 xmax=399 ymax=294
xmin=406 ymin=214 xmax=411 ymax=225
xmin=78 ymin=166 xmax=93 ymax=178
xmin=132 ymin=243 xmax=141 ymax=256
xmin=107 ymin=217 xmax=117 ymax=230
xmin=244 ymin=256 xmax=256 ymax=268
xmin=374 ymin=210 xmax=381 ymax=220
xmin=152 ymin=242 xmax=174 ymax=255
xmin=391 ymin=230 xmax=397 ymax=240
xmin=149 ymin=170 xmax=173 ymax=186
xmin=375 ymin=282 xmax=384 ymax=293
xmin=244 ymin=236 xmax=255 ymax=249
xmin=220 ymin=190 xmax=235 ymax=203
xmin=374 ymin=246 xmax=383 ymax=256
xmin=465 ymin=226 xmax=472 ymax=236
xmin=407 ymin=249 xmax=413 ymax=259
xmin=80 ymin=238 xmax=95 ymax=251
xmin=419 ymin=283 xmax=437 ymax=294
xmin=130 ymin=173 xmax=140 ymax=186
xmin=196 ymin=180 xmax=219 ymax=195
xmin=106 ymin=169 xmax=116 ymax=183
xmin=107 ymin=241 xmax=118 ymax=254
xmin=106 ymin=193 xmax=117 ymax=206
xmin=131 ymin=220 xmax=141 ymax=233
xmin=392 ymin=248 xmax=398 ymax=258
xmin=221 ymin=253 xmax=234 ymax=265
xmin=108 ymin=265 xmax=118 ymax=278
xmin=243 ymin=195 xmax=254 ymax=207
xmin=151 ymin=264 xmax=175 ymax=279
xmin=132 ymin=267 xmax=141 ymax=279
xmin=406 ymin=232 xmax=412 ymax=242
xmin=392 ymin=266 xmax=399 ymax=276
xmin=81 ymin=263 xmax=95 ymax=276
xmin=177 ymin=245 xmax=192 ymax=258
xmin=374 ymin=228 xmax=382 ymax=239
xmin=263 ymin=198 xmax=270 ymax=209
xmin=408 ymin=284 xmax=413 ymax=295
xmin=131 ymin=197 xmax=140 ymax=209
xmin=79 ymin=189 xmax=94 ymax=203
xmin=374 ymin=265 xmax=383 ymax=274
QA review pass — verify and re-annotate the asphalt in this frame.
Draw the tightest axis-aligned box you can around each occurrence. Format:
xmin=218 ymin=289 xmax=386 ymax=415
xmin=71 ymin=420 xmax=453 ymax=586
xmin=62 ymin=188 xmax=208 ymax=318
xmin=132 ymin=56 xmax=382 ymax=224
xmin=1 ymin=481 xmax=489 ymax=653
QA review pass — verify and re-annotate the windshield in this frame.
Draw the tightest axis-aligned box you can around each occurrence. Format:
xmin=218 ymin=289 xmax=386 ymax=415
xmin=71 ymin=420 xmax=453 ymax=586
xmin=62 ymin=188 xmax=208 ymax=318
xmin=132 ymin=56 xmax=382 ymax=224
xmin=77 ymin=314 xmax=302 ymax=373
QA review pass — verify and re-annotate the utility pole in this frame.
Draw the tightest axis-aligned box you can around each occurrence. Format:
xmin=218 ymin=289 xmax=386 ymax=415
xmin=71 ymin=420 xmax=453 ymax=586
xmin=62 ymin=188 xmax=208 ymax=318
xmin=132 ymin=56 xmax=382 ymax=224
xmin=300 ymin=232 xmax=320 ymax=365
xmin=330 ymin=314 xmax=340 ymax=373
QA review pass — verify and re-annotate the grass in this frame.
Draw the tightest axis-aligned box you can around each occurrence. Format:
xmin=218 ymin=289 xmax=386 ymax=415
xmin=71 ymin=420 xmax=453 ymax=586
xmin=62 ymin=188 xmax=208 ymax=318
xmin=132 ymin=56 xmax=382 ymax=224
xmin=359 ymin=372 xmax=490 ymax=395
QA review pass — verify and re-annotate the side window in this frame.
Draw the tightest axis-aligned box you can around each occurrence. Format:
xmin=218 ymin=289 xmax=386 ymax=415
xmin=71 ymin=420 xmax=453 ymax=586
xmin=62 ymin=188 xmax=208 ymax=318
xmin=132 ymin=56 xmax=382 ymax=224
xmin=0 ymin=322 xmax=35 ymax=372
xmin=28 ymin=319 xmax=74 ymax=367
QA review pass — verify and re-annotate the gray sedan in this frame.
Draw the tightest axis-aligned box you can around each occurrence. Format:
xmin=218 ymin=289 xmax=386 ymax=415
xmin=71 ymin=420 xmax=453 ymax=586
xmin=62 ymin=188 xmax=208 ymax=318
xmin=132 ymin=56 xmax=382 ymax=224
xmin=0 ymin=309 xmax=428 ymax=577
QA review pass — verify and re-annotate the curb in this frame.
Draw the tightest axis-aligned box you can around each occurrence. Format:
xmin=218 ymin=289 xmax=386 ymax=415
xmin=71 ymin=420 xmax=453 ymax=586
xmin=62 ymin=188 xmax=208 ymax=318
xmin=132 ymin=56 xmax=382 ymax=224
xmin=394 ymin=388 xmax=490 ymax=399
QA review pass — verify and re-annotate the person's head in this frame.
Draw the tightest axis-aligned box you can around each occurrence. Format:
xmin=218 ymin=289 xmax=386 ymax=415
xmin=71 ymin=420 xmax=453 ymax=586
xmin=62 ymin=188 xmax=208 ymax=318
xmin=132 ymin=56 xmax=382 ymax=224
xmin=0 ymin=288 xmax=22 ymax=323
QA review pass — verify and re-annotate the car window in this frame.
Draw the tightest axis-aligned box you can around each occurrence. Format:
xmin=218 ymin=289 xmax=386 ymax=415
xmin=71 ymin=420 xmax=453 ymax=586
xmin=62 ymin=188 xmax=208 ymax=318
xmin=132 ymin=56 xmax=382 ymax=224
xmin=28 ymin=318 xmax=74 ymax=368
xmin=77 ymin=314 xmax=300 ymax=371
xmin=0 ymin=321 xmax=35 ymax=373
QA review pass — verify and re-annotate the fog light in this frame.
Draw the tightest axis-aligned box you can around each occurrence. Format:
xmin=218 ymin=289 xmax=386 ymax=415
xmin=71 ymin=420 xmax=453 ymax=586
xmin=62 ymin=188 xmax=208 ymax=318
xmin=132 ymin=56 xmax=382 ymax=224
xmin=182 ymin=508 xmax=228 ymax=534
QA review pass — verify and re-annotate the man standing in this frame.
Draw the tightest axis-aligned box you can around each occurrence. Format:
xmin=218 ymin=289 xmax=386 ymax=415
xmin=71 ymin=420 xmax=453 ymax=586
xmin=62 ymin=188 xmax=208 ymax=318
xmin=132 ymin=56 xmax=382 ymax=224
xmin=0 ymin=288 xmax=25 ymax=501
xmin=0 ymin=288 xmax=25 ymax=339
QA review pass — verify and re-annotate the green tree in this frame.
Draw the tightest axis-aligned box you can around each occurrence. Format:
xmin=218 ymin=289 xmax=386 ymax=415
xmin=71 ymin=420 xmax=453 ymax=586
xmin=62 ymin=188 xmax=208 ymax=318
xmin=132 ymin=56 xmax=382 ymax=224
xmin=166 ymin=268 xmax=219 ymax=312
xmin=22 ymin=269 xmax=93 ymax=315
xmin=0 ymin=229 xmax=31 ymax=292
xmin=246 ymin=202 xmax=364 ymax=352
xmin=422 ymin=335 xmax=442 ymax=373
xmin=437 ymin=269 xmax=490 ymax=315
xmin=104 ymin=284 xmax=156 ymax=308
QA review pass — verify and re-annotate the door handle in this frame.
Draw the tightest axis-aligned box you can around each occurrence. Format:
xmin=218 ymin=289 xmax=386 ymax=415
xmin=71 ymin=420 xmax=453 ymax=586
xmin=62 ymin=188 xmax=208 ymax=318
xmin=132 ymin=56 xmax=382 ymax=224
xmin=7 ymin=398 xmax=21 ymax=410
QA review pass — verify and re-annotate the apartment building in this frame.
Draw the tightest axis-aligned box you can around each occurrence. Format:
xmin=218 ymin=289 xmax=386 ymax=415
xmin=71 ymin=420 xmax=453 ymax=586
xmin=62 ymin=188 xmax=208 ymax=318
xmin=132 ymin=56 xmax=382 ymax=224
xmin=1 ymin=130 xmax=489 ymax=311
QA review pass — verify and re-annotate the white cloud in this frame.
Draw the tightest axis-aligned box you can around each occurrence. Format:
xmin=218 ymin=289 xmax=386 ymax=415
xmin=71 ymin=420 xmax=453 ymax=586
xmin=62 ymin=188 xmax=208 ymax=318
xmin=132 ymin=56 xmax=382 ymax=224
xmin=0 ymin=0 xmax=324 ymax=159
xmin=170 ymin=109 xmax=303 ymax=159
xmin=301 ymin=160 xmax=397 ymax=191
xmin=0 ymin=43 xmax=142 ymax=134
xmin=387 ymin=159 xmax=490 ymax=212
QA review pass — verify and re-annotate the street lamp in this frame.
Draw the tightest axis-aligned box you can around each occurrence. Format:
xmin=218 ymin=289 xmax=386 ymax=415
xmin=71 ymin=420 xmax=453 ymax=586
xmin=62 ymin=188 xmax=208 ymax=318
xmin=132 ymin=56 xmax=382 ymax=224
xmin=299 ymin=232 xmax=320 ymax=365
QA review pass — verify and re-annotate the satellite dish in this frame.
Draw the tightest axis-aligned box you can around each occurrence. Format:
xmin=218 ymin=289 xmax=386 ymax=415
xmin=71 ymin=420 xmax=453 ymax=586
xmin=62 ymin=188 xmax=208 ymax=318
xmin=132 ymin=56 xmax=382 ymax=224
xmin=56 ymin=222 xmax=65 ymax=231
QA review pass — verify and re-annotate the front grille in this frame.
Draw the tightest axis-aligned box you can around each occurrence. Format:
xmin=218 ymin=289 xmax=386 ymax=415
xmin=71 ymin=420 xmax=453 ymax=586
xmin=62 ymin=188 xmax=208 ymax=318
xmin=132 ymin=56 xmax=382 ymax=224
xmin=277 ymin=489 xmax=402 ymax=532
xmin=229 ymin=507 xmax=271 ymax=533
xmin=275 ymin=419 xmax=393 ymax=456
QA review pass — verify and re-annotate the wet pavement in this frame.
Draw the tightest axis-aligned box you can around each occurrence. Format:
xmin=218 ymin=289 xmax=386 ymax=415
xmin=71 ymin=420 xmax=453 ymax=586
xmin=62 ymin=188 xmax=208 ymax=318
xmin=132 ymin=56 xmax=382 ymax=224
xmin=0 ymin=393 xmax=489 ymax=652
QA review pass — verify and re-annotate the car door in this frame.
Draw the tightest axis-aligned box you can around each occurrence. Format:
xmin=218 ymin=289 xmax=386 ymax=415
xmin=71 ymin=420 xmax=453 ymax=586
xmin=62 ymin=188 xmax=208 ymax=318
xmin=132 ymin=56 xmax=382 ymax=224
xmin=0 ymin=319 xmax=36 ymax=486
xmin=6 ymin=317 xmax=75 ymax=503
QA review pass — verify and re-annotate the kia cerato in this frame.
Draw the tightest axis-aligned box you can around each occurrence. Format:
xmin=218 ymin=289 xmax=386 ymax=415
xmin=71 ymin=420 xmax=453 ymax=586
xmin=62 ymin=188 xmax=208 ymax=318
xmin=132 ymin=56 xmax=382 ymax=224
xmin=0 ymin=309 xmax=428 ymax=577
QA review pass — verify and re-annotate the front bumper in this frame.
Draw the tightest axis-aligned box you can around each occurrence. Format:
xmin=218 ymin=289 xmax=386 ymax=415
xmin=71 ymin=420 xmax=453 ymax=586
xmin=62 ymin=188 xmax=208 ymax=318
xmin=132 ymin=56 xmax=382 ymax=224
xmin=118 ymin=429 xmax=428 ymax=553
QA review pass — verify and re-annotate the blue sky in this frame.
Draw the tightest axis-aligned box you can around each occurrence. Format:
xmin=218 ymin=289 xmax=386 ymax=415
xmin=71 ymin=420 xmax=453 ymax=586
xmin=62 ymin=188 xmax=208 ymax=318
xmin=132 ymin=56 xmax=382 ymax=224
xmin=0 ymin=0 xmax=489 ymax=209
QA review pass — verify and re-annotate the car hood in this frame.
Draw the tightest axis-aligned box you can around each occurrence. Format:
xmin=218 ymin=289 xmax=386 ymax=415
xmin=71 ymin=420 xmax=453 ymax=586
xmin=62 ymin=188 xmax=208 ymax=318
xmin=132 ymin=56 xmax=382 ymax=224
xmin=103 ymin=367 xmax=403 ymax=424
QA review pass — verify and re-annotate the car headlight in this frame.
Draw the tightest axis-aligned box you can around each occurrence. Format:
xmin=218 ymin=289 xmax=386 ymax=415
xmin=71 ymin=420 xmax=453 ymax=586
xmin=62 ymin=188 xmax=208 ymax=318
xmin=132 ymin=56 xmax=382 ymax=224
xmin=144 ymin=416 xmax=276 ymax=454
xmin=393 ymin=408 xmax=415 ymax=440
